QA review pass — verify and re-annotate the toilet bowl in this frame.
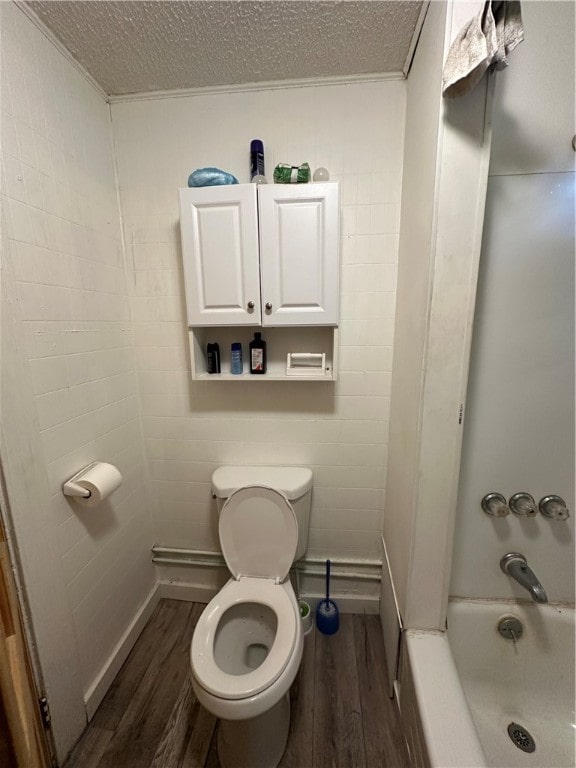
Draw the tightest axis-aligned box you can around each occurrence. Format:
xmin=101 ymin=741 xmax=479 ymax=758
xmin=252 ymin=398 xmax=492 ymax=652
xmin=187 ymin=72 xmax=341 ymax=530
xmin=190 ymin=468 xmax=312 ymax=768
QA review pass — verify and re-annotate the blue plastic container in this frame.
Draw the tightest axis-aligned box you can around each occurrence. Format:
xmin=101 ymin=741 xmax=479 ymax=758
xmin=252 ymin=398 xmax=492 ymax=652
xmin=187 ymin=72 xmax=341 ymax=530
xmin=231 ymin=342 xmax=243 ymax=375
xmin=188 ymin=168 xmax=238 ymax=187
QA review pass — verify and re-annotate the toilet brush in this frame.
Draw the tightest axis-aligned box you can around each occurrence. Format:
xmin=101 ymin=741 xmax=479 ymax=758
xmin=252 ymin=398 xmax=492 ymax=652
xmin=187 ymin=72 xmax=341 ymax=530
xmin=315 ymin=559 xmax=339 ymax=635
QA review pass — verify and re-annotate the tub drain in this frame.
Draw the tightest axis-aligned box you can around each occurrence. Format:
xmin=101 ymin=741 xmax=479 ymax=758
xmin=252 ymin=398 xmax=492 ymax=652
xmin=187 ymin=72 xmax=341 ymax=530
xmin=507 ymin=722 xmax=536 ymax=753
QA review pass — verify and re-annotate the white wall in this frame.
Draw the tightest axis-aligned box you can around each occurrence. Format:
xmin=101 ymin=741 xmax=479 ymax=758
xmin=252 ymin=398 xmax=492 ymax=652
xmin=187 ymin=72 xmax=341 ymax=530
xmin=382 ymin=0 xmax=448 ymax=629
xmin=450 ymin=1 xmax=575 ymax=603
xmin=381 ymin=0 xmax=493 ymax=641
xmin=489 ymin=1 xmax=575 ymax=176
xmin=110 ymin=80 xmax=406 ymax=591
xmin=0 ymin=3 xmax=156 ymax=756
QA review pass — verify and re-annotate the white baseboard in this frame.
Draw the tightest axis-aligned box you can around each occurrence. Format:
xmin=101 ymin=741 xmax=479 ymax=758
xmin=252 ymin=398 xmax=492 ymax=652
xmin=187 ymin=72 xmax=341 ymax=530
xmin=158 ymin=580 xmax=380 ymax=613
xmin=394 ymin=679 xmax=403 ymax=711
xmin=300 ymin=593 xmax=379 ymax=614
xmin=84 ymin=583 xmax=161 ymax=720
xmin=157 ymin=580 xmax=219 ymax=603
xmin=158 ymin=579 xmax=379 ymax=614
xmin=380 ymin=535 xmax=403 ymax=694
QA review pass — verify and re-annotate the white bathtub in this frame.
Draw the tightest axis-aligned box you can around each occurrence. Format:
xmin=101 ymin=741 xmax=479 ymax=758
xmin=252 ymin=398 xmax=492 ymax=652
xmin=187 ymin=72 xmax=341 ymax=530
xmin=401 ymin=600 xmax=575 ymax=768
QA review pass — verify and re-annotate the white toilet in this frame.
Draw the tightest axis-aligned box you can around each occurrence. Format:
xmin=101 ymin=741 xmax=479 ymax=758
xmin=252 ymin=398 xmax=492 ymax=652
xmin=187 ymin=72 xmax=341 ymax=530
xmin=190 ymin=466 xmax=313 ymax=768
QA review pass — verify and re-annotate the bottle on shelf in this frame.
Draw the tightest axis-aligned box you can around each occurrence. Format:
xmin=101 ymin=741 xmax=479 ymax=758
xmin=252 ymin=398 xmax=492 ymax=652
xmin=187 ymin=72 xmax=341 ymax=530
xmin=206 ymin=342 xmax=221 ymax=374
xmin=249 ymin=332 xmax=267 ymax=374
xmin=231 ymin=342 xmax=243 ymax=375
xmin=250 ymin=139 xmax=266 ymax=183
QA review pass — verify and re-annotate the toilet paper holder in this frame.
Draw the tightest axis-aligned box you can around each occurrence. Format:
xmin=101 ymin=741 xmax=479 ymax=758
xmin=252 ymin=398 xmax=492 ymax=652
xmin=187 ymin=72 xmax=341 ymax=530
xmin=62 ymin=461 xmax=123 ymax=508
xmin=63 ymin=462 xmax=99 ymax=498
xmin=286 ymin=352 xmax=326 ymax=376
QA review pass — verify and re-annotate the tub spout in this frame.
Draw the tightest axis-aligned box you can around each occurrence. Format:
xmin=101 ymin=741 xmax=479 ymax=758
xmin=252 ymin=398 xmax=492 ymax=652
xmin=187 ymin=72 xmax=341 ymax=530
xmin=500 ymin=553 xmax=548 ymax=603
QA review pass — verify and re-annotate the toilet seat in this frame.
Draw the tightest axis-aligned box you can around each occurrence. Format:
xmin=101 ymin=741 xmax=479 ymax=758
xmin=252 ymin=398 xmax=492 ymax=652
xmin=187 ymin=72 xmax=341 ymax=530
xmin=218 ymin=485 xmax=298 ymax=581
xmin=191 ymin=485 xmax=300 ymax=702
xmin=191 ymin=577 xmax=297 ymax=700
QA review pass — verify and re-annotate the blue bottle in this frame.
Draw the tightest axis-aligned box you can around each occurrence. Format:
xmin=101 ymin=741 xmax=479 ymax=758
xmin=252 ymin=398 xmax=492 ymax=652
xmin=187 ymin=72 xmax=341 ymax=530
xmin=231 ymin=342 xmax=243 ymax=375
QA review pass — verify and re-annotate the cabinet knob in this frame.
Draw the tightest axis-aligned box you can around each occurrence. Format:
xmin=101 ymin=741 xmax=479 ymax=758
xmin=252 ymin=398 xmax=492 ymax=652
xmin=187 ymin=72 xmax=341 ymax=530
xmin=265 ymin=302 xmax=273 ymax=310
xmin=247 ymin=301 xmax=255 ymax=310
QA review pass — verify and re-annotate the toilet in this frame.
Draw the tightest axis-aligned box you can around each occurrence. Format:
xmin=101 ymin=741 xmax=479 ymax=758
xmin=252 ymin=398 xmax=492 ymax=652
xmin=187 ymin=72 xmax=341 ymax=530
xmin=190 ymin=466 xmax=313 ymax=768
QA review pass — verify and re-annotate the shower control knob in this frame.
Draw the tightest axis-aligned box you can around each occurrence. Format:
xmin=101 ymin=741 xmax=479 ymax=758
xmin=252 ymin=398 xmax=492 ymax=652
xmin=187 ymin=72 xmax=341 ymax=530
xmin=538 ymin=495 xmax=570 ymax=520
xmin=247 ymin=301 xmax=255 ymax=309
xmin=509 ymin=492 xmax=537 ymax=517
xmin=265 ymin=302 xmax=273 ymax=310
xmin=481 ymin=493 xmax=510 ymax=517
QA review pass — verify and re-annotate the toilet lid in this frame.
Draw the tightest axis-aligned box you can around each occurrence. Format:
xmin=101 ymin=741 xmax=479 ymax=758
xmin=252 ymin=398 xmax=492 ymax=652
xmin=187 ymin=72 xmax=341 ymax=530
xmin=219 ymin=485 xmax=298 ymax=581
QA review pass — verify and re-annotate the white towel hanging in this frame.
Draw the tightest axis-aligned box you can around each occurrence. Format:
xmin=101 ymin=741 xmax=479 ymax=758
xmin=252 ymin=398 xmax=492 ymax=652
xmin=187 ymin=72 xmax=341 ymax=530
xmin=442 ymin=0 xmax=524 ymax=98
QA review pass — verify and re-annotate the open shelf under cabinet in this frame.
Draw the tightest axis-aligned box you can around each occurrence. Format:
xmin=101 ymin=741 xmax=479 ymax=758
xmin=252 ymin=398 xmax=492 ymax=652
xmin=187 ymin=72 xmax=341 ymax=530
xmin=189 ymin=326 xmax=338 ymax=382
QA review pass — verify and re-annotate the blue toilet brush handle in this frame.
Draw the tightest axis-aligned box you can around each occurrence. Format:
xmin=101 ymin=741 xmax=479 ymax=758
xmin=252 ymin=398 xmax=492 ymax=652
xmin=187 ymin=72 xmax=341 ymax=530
xmin=325 ymin=559 xmax=331 ymax=601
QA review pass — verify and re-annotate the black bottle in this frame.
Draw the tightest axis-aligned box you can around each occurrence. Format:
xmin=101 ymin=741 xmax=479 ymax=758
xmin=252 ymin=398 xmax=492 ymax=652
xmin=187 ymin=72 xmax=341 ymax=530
xmin=206 ymin=342 xmax=221 ymax=374
xmin=249 ymin=332 xmax=266 ymax=374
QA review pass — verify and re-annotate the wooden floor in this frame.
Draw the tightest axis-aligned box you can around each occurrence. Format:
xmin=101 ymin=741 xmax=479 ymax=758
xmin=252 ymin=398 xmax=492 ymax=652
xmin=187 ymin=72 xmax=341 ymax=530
xmin=64 ymin=599 xmax=409 ymax=768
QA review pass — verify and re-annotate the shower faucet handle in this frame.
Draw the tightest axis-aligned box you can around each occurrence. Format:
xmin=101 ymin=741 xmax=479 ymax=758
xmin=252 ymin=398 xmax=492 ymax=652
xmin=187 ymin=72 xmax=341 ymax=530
xmin=481 ymin=492 xmax=510 ymax=517
xmin=509 ymin=492 xmax=537 ymax=517
xmin=538 ymin=495 xmax=570 ymax=520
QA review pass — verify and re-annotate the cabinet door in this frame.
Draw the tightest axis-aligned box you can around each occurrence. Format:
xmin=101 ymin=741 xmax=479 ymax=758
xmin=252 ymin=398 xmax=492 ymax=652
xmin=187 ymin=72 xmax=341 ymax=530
xmin=179 ymin=185 xmax=261 ymax=326
xmin=258 ymin=183 xmax=339 ymax=326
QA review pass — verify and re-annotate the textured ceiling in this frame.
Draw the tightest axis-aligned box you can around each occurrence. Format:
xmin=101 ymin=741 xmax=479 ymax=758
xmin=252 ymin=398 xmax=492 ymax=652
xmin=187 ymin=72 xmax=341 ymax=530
xmin=26 ymin=1 xmax=423 ymax=96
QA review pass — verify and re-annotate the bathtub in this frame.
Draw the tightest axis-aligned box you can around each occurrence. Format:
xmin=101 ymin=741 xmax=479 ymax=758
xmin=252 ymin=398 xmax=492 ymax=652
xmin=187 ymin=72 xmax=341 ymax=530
xmin=400 ymin=600 xmax=575 ymax=768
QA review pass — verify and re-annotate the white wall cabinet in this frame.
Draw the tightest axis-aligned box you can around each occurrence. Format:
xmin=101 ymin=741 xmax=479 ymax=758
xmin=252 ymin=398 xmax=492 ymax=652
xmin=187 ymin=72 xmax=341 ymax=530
xmin=179 ymin=182 xmax=340 ymax=381
xmin=257 ymin=184 xmax=339 ymax=326
xmin=179 ymin=182 xmax=339 ymax=328
xmin=179 ymin=184 xmax=261 ymax=326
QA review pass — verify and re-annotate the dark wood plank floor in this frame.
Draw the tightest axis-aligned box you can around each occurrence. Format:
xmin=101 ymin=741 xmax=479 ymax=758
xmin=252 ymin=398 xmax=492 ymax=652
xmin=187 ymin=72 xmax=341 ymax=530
xmin=64 ymin=599 xmax=409 ymax=768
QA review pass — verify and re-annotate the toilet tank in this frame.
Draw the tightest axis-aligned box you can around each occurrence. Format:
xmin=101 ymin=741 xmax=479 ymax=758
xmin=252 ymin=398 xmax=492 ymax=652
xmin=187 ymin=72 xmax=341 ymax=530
xmin=211 ymin=466 xmax=312 ymax=561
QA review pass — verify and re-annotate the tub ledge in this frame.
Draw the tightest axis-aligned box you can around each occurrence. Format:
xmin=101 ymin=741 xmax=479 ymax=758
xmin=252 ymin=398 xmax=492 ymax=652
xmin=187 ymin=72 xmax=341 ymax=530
xmin=404 ymin=629 xmax=487 ymax=768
